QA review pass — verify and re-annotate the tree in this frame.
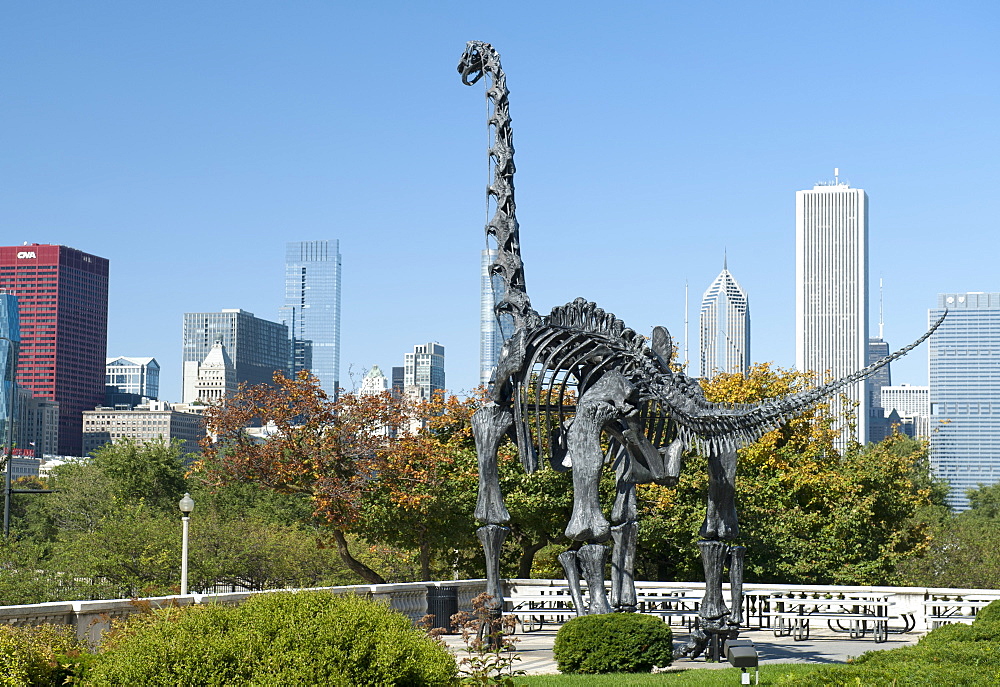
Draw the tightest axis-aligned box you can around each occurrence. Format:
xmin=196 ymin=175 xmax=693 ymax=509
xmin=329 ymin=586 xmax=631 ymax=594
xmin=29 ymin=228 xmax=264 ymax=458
xmin=634 ymin=363 xmax=941 ymax=585
xmin=194 ymin=372 xmax=409 ymax=584
xmin=966 ymin=481 xmax=1000 ymax=519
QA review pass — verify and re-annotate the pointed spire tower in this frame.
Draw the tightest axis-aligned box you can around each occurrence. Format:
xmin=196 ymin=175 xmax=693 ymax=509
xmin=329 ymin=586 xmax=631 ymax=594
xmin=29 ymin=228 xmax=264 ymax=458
xmin=699 ymin=256 xmax=751 ymax=378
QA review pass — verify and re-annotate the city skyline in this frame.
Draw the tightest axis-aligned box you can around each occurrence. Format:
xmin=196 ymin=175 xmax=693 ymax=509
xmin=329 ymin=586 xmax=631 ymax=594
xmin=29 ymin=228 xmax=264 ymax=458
xmin=1 ymin=3 xmax=996 ymax=402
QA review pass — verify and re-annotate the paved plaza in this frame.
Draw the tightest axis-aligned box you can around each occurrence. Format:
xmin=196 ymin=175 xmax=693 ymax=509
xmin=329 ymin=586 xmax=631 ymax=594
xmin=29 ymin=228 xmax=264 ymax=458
xmin=441 ymin=625 xmax=921 ymax=676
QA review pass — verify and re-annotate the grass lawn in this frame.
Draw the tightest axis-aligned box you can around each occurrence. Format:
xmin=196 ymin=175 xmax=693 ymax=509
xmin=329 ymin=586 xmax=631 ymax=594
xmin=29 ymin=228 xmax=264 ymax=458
xmin=520 ymin=663 xmax=825 ymax=685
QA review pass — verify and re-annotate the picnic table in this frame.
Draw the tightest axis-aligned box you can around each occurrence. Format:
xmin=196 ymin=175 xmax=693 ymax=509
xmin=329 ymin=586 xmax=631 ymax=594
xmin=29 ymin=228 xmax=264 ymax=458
xmin=768 ymin=591 xmax=914 ymax=643
xmin=506 ymin=588 xmax=576 ymax=631
xmin=924 ymin=594 xmax=1000 ymax=629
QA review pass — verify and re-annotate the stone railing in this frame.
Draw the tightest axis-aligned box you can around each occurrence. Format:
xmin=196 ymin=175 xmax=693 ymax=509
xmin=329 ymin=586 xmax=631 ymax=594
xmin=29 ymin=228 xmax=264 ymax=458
xmin=1 ymin=578 xmax=996 ymax=643
xmin=505 ymin=579 xmax=1000 ymax=634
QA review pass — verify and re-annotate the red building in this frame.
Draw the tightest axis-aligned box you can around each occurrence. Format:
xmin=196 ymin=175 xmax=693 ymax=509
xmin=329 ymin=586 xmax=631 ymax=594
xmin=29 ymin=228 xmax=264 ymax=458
xmin=0 ymin=244 xmax=109 ymax=456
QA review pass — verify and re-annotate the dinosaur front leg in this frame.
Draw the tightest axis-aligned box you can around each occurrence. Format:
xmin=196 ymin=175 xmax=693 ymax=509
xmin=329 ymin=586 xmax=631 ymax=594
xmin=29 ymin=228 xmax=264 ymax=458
xmin=473 ymin=403 xmax=514 ymax=612
xmin=565 ymin=372 xmax=634 ymax=542
xmin=473 ymin=403 xmax=513 ymax=525
xmin=696 ymin=539 xmax=731 ymax=631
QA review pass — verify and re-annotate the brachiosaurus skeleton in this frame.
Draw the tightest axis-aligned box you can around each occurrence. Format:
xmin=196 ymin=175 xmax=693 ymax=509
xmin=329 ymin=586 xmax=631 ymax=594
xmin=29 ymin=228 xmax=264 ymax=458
xmin=458 ymin=40 xmax=943 ymax=655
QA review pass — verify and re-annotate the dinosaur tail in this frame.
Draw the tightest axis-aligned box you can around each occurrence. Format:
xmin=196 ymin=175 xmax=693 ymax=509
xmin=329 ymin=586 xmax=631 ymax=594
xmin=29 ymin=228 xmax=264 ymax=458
xmin=740 ymin=309 xmax=948 ymax=440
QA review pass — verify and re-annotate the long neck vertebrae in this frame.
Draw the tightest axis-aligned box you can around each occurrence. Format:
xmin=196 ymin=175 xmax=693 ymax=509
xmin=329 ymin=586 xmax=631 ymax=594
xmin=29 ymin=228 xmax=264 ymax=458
xmin=460 ymin=41 xmax=541 ymax=331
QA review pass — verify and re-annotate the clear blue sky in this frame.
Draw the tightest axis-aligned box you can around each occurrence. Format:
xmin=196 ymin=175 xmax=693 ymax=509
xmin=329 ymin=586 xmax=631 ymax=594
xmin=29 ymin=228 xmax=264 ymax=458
xmin=2 ymin=2 xmax=997 ymax=401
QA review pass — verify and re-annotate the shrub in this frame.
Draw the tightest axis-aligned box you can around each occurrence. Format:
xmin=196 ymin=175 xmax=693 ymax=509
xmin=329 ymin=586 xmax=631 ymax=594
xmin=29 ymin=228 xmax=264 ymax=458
xmin=0 ymin=623 xmax=89 ymax=686
xmin=777 ymin=616 xmax=1000 ymax=685
xmin=916 ymin=619 xmax=1000 ymax=646
xmin=977 ymin=600 xmax=1000 ymax=625
xmin=553 ymin=612 xmax=672 ymax=674
xmin=85 ymin=591 xmax=457 ymax=685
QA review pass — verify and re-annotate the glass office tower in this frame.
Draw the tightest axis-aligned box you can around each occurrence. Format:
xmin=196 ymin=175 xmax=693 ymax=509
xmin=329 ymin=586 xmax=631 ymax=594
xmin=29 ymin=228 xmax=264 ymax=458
xmin=0 ymin=292 xmax=19 ymax=453
xmin=280 ymin=241 xmax=341 ymax=396
xmin=929 ymin=292 xmax=1000 ymax=509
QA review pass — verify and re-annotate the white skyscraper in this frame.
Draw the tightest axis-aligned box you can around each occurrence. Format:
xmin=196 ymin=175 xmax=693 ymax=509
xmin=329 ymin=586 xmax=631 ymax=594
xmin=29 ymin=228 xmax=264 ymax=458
xmin=699 ymin=258 xmax=750 ymax=378
xmin=795 ymin=173 xmax=869 ymax=447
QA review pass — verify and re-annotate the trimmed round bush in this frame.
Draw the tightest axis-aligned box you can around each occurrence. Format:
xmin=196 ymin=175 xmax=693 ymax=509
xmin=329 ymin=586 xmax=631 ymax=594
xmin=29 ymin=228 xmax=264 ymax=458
xmin=86 ymin=591 xmax=457 ymax=686
xmin=553 ymin=612 xmax=672 ymax=674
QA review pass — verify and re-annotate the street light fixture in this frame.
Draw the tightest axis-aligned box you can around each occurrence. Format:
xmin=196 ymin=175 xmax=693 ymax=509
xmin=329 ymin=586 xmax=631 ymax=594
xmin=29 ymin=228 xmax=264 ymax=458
xmin=179 ymin=492 xmax=194 ymax=595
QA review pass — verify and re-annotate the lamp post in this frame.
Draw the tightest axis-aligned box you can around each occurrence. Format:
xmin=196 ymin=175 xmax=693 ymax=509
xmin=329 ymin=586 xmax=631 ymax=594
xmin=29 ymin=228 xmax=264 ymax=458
xmin=179 ymin=492 xmax=194 ymax=595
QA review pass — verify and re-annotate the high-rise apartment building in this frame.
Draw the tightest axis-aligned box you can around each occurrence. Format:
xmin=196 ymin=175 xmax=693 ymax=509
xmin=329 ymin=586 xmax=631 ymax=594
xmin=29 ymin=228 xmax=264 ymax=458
xmin=181 ymin=309 xmax=288 ymax=403
xmin=795 ymin=177 xmax=869 ymax=448
xmin=105 ymin=356 xmax=160 ymax=408
xmin=929 ymin=293 xmax=1000 ymax=509
xmin=279 ymin=241 xmax=341 ymax=396
xmin=480 ymin=249 xmax=514 ymax=386
xmin=699 ymin=259 xmax=750 ymax=378
xmin=0 ymin=245 xmax=109 ymax=456
xmin=404 ymin=342 xmax=445 ymax=401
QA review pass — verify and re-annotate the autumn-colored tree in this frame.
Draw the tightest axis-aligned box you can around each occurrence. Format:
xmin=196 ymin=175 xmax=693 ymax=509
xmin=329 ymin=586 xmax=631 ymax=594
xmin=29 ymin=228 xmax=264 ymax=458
xmin=360 ymin=393 xmax=480 ymax=580
xmin=635 ymin=363 xmax=940 ymax=585
xmin=360 ymin=392 xmax=583 ymax=580
xmin=194 ymin=372 xmax=409 ymax=584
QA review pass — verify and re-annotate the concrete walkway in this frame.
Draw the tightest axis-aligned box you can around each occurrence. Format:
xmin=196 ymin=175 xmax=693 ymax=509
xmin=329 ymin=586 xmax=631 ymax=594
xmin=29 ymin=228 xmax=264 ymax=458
xmin=440 ymin=625 xmax=920 ymax=675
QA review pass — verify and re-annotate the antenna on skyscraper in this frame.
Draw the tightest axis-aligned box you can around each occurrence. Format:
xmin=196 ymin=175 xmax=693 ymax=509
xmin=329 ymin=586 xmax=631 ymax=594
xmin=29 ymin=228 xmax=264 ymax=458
xmin=834 ymin=167 xmax=840 ymax=184
xmin=684 ymin=280 xmax=689 ymax=374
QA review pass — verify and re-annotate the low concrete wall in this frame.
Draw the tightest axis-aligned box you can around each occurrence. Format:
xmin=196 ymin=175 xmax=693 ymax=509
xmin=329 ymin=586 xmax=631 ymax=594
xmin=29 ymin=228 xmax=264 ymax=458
xmin=0 ymin=579 xmax=489 ymax=645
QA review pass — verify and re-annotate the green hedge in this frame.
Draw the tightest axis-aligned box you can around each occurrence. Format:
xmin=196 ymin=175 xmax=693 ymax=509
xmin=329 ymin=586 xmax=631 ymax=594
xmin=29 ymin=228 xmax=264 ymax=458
xmin=778 ymin=604 xmax=1000 ymax=685
xmin=553 ymin=613 xmax=673 ymax=674
xmin=85 ymin=591 xmax=457 ymax=686
xmin=0 ymin=623 xmax=89 ymax=687
xmin=976 ymin=600 xmax=1000 ymax=625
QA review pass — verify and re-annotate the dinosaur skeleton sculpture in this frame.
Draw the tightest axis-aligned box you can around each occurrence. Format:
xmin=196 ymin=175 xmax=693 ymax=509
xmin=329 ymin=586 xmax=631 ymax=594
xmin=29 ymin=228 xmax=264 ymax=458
xmin=458 ymin=40 xmax=943 ymax=655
